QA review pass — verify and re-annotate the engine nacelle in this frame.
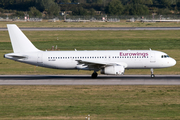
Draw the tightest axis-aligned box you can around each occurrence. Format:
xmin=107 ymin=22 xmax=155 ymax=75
xmin=101 ymin=65 xmax=125 ymax=75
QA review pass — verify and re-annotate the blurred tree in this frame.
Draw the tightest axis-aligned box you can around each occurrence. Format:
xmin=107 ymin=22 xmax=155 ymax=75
xmin=89 ymin=8 xmax=96 ymax=15
xmin=28 ymin=7 xmax=42 ymax=17
xmin=157 ymin=8 xmax=171 ymax=14
xmin=122 ymin=0 xmax=152 ymax=5
xmin=159 ymin=0 xmax=171 ymax=8
xmin=15 ymin=11 xmax=24 ymax=16
xmin=57 ymin=0 xmax=71 ymax=3
xmin=125 ymin=4 xmax=149 ymax=15
xmin=72 ymin=6 xmax=87 ymax=15
xmin=35 ymin=0 xmax=60 ymax=16
xmin=177 ymin=1 xmax=180 ymax=10
xmin=107 ymin=0 xmax=124 ymax=15
xmin=142 ymin=0 xmax=153 ymax=5
xmin=132 ymin=0 xmax=144 ymax=4
xmin=94 ymin=0 xmax=103 ymax=4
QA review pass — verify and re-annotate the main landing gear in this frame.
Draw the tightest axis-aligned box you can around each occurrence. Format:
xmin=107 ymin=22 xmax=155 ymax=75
xmin=91 ymin=72 xmax=98 ymax=78
xmin=151 ymin=68 xmax=155 ymax=78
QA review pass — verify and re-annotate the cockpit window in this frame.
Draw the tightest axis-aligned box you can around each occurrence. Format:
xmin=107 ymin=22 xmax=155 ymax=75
xmin=161 ymin=55 xmax=169 ymax=58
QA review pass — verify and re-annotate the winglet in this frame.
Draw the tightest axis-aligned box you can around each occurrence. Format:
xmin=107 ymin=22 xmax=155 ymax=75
xmin=7 ymin=24 xmax=40 ymax=53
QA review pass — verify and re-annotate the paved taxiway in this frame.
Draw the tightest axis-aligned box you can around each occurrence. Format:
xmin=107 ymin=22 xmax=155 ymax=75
xmin=0 ymin=75 xmax=180 ymax=85
xmin=1 ymin=27 xmax=180 ymax=31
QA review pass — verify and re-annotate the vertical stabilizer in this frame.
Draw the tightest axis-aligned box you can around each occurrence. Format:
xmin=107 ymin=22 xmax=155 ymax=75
xmin=7 ymin=24 xmax=40 ymax=53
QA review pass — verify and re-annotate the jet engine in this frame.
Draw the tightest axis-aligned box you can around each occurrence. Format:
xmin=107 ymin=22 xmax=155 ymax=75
xmin=101 ymin=65 xmax=125 ymax=75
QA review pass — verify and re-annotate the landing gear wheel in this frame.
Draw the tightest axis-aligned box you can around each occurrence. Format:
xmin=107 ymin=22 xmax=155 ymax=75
xmin=151 ymin=74 xmax=155 ymax=78
xmin=150 ymin=68 xmax=155 ymax=78
xmin=91 ymin=72 xmax=98 ymax=78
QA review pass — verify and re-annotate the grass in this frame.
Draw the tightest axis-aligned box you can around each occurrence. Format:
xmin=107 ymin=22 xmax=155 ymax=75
xmin=0 ymin=85 xmax=180 ymax=120
xmin=0 ymin=30 xmax=179 ymax=75
xmin=1 ymin=30 xmax=180 ymax=50
xmin=1 ymin=20 xmax=180 ymax=28
xmin=0 ymin=26 xmax=180 ymax=120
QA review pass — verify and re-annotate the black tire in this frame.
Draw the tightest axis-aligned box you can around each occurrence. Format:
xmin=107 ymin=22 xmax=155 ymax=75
xmin=151 ymin=74 xmax=155 ymax=78
xmin=91 ymin=72 xmax=98 ymax=78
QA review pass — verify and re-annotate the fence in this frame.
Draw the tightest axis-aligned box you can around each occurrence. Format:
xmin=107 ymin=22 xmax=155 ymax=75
xmin=1 ymin=15 xmax=180 ymax=22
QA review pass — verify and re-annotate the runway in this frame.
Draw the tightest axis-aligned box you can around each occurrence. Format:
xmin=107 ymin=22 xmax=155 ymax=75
xmin=0 ymin=75 xmax=180 ymax=85
xmin=1 ymin=27 xmax=180 ymax=31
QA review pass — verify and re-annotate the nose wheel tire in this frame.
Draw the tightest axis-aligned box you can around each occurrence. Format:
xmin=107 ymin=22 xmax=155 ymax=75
xmin=91 ymin=72 xmax=98 ymax=78
xmin=151 ymin=74 xmax=155 ymax=78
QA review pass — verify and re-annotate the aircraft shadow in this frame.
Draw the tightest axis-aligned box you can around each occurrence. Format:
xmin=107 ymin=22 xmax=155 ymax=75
xmin=0 ymin=75 xmax=179 ymax=80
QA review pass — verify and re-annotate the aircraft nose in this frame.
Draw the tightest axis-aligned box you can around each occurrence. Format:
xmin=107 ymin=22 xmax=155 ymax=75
xmin=170 ymin=58 xmax=176 ymax=66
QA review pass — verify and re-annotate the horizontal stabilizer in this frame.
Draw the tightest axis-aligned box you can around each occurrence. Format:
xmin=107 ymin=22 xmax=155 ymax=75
xmin=4 ymin=53 xmax=27 ymax=60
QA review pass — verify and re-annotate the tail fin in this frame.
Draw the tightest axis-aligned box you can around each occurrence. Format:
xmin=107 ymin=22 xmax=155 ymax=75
xmin=7 ymin=24 xmax=40 ymax=53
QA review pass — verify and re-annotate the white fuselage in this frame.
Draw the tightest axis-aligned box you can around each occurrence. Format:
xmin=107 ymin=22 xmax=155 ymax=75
xmin=5 ymin=50 xmax=176 ymax=71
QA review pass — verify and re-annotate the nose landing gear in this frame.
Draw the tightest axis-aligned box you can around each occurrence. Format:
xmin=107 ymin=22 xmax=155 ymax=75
xmin=151 ymin=68 xmax=155 ymax=78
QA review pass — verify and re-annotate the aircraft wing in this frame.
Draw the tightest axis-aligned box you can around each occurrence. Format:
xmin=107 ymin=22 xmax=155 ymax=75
xmin=76 ymin=60 xmax=128 ymax=69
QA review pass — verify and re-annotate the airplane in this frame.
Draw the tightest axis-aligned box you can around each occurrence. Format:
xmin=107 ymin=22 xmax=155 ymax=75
xmin=4 ymin=24 xmax=176 ymax=78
